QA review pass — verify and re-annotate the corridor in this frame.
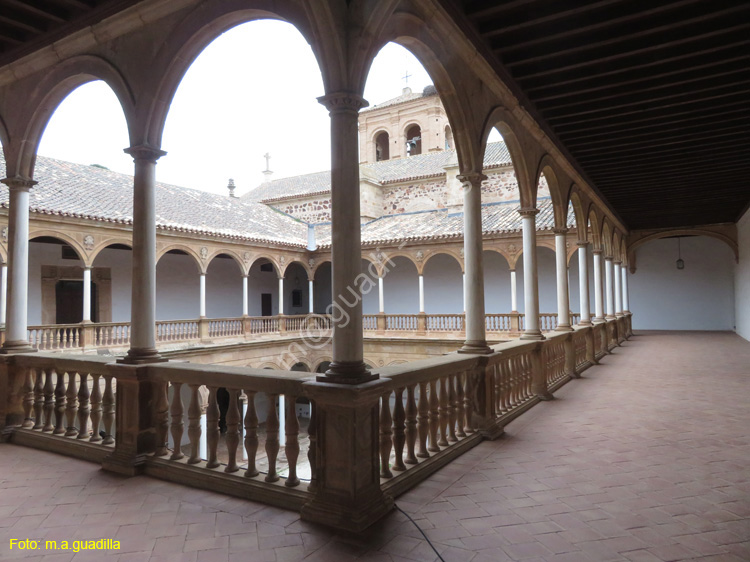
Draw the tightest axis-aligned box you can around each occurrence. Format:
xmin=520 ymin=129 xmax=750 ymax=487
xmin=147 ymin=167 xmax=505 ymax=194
xmin=1 ymin=332 xmax=748 ymax=561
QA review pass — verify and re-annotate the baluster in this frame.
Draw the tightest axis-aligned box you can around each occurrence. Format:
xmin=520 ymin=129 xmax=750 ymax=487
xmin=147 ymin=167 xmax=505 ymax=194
xmin=243 ymin=391 xmax=259 ymax=477
xmin=416 ymin=382 xmax=430 ymax=458
xmin=265 ymin=394 xmax=280 ymax=482
xmin=455 ymin=374 xmax=466 ymax=438
xmin=168 ymin=382 xmax=184 ymax=459
xmin=64 ymin=372 xmax=78 ymax=436
xmin=42 ymin=369 xmax=54 ymax=432
xmin=205 ymin=387 xmax=220 ymax=468
xmin=392 ymin=387 xmax=406 ymax=471
xmin=463 ymin=371 xmax=474 ymax=434
xmin=447 ymin=375 xmax=457 ymax=442
xmin=99 ymin=375 xmax=115 ymax=444
xmin=307 ymin=400 xmax=317 ymax=491
xmin=187 ymin=384 xmax=202 ymax=464
xmin=53 ymin=369 xmax=66 ymax=434
xmin=224 ymin=389 xmax=241 ymax=473
xmin=438 ymin=377 xmax=449 ymax=447
xmin=379 ymin=392 xmax=393 ymax=478
xmin=21 ymin=369 xmax=34 ymax=428
xmin=153 ymin=381 xmax=168 ymax=454
xmin=284 ymin=395 xmax=300 ymax=487
xmin=88 ymin=374 xmax=103 ymax=442
xmin=32 ymin=368 xmax=44 ymax=429
xmin=428 ymin=380 xmax=440 ymax=451
xmin=77 ymin=373 xmax=90 ymax=439
xmin=404 ymin=385 xmax=418 ymax=464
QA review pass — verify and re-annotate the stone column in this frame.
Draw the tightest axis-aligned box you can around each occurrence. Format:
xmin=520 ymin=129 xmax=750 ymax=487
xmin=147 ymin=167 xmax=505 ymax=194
xmin=121 ymin=145 xmax=166 ymax=364
xmin=458 ymin=173 xmax=490 ymax=353
xmin=317 ymin=92 xmax=371 ymax=382
xmin=592 ymin=249 xmax=605 ymax=323
xmin=462 ymin=273 xmax=466 ymax=311
xmin=82 ymin=266 xmax=92 ymax=322
xmin=614 ymin=261 xmax=623 ymax=316
xmin=1 ymin=177 xmax=36 ymax=353
xmin=199 ymin=273 xmax=206 ymax=318
xmin=519 ymin=208 xmax=544 ymax=340
xmin=622 ymin=266 xmax=630 ymax=312
xmin=309 ymin=279 xmax=314 ymax=314
xmin=418 ymin=275 xmax=424 ymax=313
xmin=242 ymin=275 xmax=249 ymax=316
xmin=278 ymin=277 xmax=284 ymax=315
xmin=0 ymin=263 xmax=7 ymax=325
xmin=378 ymin=276 xmax=384 ymax=313
xmin=510 ymin=269 xmax=518 ymax=312
xmin=577 ymin=242 xmax=591 ymax=325
xmin=605 ymin=256 xmax=615 ymax=319
xmin=554 ymin=229 xmax=572 ymax=331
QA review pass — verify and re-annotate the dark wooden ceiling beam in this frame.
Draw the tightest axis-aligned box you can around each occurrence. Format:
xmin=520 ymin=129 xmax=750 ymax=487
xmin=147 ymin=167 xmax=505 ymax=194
xmin=2 ymin=1 xmax=67 ymax=23
xmin=583 ymin=151 xmax=748 ymax=175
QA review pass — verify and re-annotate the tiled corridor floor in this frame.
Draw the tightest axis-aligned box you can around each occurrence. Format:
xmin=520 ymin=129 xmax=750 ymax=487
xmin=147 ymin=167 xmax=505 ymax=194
xmin=1 ymin=331 xmax=748 ymax=561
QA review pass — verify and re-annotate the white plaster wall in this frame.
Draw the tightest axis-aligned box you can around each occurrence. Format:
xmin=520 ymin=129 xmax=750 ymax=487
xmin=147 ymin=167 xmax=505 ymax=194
xmin=27 ymin=241 xmax=132 ymax=325
xmin=735 ymin=208 xmax=750 ymax=341
xmin=423 ymin=254 xmax=463 ymax=313
xmin=630 ymin=236 xmax=735 ymax=330
xmin=380 ymin=256 xmax=419 ymax=314
xmin=206 ymin=256 xmax=243 ymax=318
xmin=282 ymin=262 xmax=310 ymax=316
xmin=483 ymin=251 xmax=512 ymax=313
xmin=567 ymin=246 xmax=595 ymax=317
xmin=514 ymin=247 xmax=557 ymax=314
xmin=248 ymin=261 xmax=280 ymax=316
xmin=312 ymin=262 xmax=332 ymax=314
xmin=156 ymin=253 xmax=200 ymax=320
xmin=361 ymin=259 xmax=380 ymax=314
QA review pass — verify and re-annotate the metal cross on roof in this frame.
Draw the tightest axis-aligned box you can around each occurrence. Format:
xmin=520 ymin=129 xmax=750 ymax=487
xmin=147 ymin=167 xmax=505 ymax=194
xmin=263 ymin=152 xmax=271 ymax=172
xmin=402 ymin=70 xmax=412 ymax=86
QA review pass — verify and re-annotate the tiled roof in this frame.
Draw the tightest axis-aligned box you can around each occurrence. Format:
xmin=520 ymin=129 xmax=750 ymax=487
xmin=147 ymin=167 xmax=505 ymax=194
xmin=0 ymin=153 xmax=309 ymax=247
xmin=244 ymin=142 xmax=512 ymax=203
xmin=314 ymin=197 xmax=571 ymax=247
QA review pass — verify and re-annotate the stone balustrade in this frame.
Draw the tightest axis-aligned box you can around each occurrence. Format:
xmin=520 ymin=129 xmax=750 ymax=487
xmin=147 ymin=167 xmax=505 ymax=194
xmin=0 ymin=317 xmax=629 ymax=531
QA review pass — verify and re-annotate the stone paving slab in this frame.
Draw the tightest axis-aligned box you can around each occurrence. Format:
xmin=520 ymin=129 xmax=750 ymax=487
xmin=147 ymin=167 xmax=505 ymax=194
xmin=1 ymin=332 xmax=748 ymax=561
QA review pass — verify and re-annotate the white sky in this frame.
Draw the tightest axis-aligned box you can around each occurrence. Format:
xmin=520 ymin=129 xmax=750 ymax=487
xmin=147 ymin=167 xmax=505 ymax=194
xmin=36 ymin=20 xmax=440 ymax=197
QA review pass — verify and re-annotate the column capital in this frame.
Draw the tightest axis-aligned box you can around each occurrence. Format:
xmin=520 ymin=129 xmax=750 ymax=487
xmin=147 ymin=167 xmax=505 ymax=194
xmin=592 ymin=248 xmax=603 ymax=255
xmin=518 ymin=207 xmax=539 ymax=217
xmin=604 ymin=255 xmax=614 ymax=261
xmin=576 ymin=240 xmax=590 ymax=247
xmin=124 ymin=144 xmax=167 ymax=162
xmin=457 ymin=172 xmax=487 ymax=187
xmin=1 ymin=177 xmax=37 ymax=191
xmin=613 ymin=260 xmax=622 ymax=265
xmin=552 ymin=227 xmax=569 ymax=235
xmin=317 ymin=92 xmax=368 ymax=114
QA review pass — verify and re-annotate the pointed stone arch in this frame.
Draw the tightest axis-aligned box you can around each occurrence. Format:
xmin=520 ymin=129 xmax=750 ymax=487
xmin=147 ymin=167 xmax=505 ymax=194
xmin=569 ymin=189 xmax=588 ymax=242
xmin=601 ymin=221 xmax=614 ymax=258
xmin=588 ymin=207 xmax=603 ymax=251
xmin=536 ymin=155 xmax=569 ymax=229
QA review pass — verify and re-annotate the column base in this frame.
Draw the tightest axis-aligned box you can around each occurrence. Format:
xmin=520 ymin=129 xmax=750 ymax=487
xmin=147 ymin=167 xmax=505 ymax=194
xmin=118 ymin=347 xmax=168 ymax=364
xmin=605 ymin=315 xmax=616 ymax=320
xmin=458 ymin=341 xmax=492 ymax=354
xmin=520 ymin=331 xmax=546 ymax=341
xmin=101 ymin=451 xmax=148 ymax=476
xmin=319 ymin=360 xmax=378 ymax=384
xmin=301 ymin=492 xmax=394 ymax=533
xmin=577 ymin=320 xmax=592 ymax=327
xmin=0 ymin=341 xmax=37 ymax=354
xmin=555 ymin=325 xmax=574 ymax=332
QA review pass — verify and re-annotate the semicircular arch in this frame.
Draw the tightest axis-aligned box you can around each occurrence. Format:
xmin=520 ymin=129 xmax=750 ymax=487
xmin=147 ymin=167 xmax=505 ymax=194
xmin=156 ymin=244 xmax=203 ymax=272
xmin=29 ymin=230 xmax=86 ymax=263
xmin=628 ymin=229 xmax=739 ymax=264
xmin=420 ymin=249 xmax=463 ymax=274
xmin=89 ymin=238 xmax=133 ymax=263
xmin=206 ymin=249 xmax=246 ymax=275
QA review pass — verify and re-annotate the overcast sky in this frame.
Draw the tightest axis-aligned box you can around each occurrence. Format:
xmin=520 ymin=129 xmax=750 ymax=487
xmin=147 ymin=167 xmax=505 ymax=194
xmin=36 ymin=20 xmax=438 ymax=197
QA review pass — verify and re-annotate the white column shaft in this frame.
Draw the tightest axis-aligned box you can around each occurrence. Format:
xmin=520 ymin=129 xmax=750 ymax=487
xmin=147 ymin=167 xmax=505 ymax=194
xmin=309 ymin=279 xmax=314 ymax=314
xmin=462 ymin=273 xmax=466 ymax=312
xmin=577 ymin=244 xmax=591 ymax=324
xmin=555 ymin=233 xmax=571 ymax=329
xmin=378 ymin=276 xmax=384 ymax=313
xmin=4 ymin=183 xmax=31 ymax=346
xmin=242 ymin=275 xmax=249 ymax=316
xmin=278 ymin=277 xmax=284 ymax=315
xmin=461 ymin=174 xmax=488 ymax=349
xmin=622 ymin=267 xmax=630 ymax=312
xmin=199 ymin=273 xmax=206 ymax=317
xmin=593 ymin=252 xmax=604 ymax=321
xmin=605 ymin=258 xmax=614 ymax=318
xmin=418 ymin=275 xmax=424 ymax=313
xmin=82 ymin=267 xmax=92 ymax=322
xmin=510 ymin=270 xmax=517 ymax=312
xmin=614 ymin=262 xmax=622 ymax=314
xmin=521 ymin=212 xmax=542 ymax=338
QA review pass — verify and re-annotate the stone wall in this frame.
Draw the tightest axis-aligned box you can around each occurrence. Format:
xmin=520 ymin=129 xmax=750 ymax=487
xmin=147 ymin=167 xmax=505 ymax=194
xmin=276 ymin=196 xmax=332 ymax=223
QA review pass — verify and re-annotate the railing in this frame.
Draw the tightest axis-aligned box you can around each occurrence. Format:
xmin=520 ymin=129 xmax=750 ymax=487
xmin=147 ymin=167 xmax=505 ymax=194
xmin=539 ymin=313 xmax=558 ymax=332
xmin=425 ymin=314 xmax=463 ymax=332
xmin=485 ymin=313 xmax=512 ymax=332
xmin=156 ymin=320 xmax=199 ymax=342
xmin=571 ymin=313 xmax=581 ymax=325
xmin=95 ymin=322 xmax=131 ymax=347
xmin=28 ymin=325 xmax=81 ymax=350
xmin=363 ymin=314 xmax=377 ymax=331
xmin=248 ymin=316 xmax=278 ymax=334
xmin=386 ymin=314 xmax=418 ymax=331
xmin=284 ymin=315 xmax=307 ymax=333
xmin=208 ymin=318 xmax=243 ymax=338
xmin=2 ymin=318 xmax=625 ymax=532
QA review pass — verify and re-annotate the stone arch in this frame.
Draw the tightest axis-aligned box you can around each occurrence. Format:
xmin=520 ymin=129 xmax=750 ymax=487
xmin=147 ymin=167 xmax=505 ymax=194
xmin=403 ymin=121 xmax=423 ymax=157
xmin=482 ymin=247 xmax=512 ymax=269
xmin=13 ymin=55 xmax=134 ymax=179
xmin=29 ymin=230 xmax=86 ymax=263
xmin=143 ymin=3 xmax=321 ymax=148
xmin=373 ymin=128 xmax=391 ymax=162
xmin=378 ymin=251 xmax=421 ymax=275
xmin=613 ymin=231 xmax=622 ymax=262
xmin=361 ymin=255 xmax=382 ymax=278
xmin=360 ymin=12 xmax=483 ymax=175
xmin=601 ymin=221 xmax=614 ymax=258
xmin=89 ymin=238 xmax=133 ymax=263
xmin=536 ymin=155 xmax=569 ymax=228
xmin=481 ymin=107 xmax=535 ymax=209
xmin=420 ymin=250 xmax=463 ymax=274
xmin=0 ymin=112 xmax=10 ymax=157
xmin=627 ymin=229 xmax=739 ymax=267
xmin=569 ymin=189 xmax=588 ymax=242
xmin=588 ymin=207 xmax=603 ymax=251
xmin=281 ymin=258 xmax=311 ymax=280
xmin=388 ymin=360 xmax=408 ymax=366
xmin=314 ymin=358 xmax=332 ymax=373
xmin=311 ymin=259 xmax=331 ymax=279
xmin=621 ymin=239 xmax=628 ymax=267
xmin=157 ymin=244 xmax=203 ymax=272
xmin=256 ymin=361 xmax=282 ymax=370
xmin=206 ymin=249 xmax=245 ymax=275
xmin=247 ymin=255 xmax=281 ymax=277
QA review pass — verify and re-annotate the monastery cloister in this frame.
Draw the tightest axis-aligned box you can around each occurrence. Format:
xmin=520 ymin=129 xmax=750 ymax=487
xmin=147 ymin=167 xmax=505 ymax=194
xmin=0 ymin=1 xmax=747 ymax=552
